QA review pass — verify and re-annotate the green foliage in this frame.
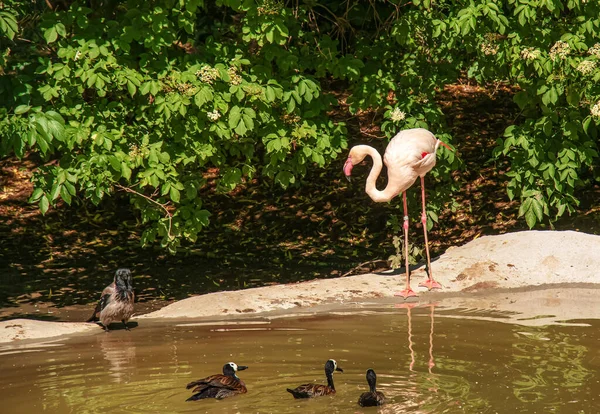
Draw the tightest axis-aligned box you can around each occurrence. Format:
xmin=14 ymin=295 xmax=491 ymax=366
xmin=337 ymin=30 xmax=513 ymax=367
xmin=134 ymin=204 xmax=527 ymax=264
xmin=1 ymin=0 xmax=598 ymax=252
xmin=466 ymin=0 xmax=600 ymax=227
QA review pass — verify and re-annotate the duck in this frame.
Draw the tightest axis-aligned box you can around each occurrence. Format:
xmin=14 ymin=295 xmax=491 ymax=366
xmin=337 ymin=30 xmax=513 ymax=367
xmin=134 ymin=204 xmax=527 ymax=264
xmin=186 ymin=362 xmax=248 ymax=401
xmin=358 ymin=369 xmax=386 ymax=407
xmin=286 ymin=359 xmax=343 ymax=398
xmin=87 ymin=268 xmax=135 ymax=331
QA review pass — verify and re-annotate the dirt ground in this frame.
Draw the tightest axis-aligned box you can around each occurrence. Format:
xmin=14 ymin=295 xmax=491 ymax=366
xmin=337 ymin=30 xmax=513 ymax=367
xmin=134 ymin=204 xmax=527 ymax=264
xmin=2 ymin=230 xmax=599 ymax=343
xmin=1 ymin=83 xmax=599 ymax=326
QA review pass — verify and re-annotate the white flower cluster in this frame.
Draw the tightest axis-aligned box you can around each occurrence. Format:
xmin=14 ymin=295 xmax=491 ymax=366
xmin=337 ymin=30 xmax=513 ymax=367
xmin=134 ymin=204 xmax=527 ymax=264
xmin=549 ymin=41 xmax=570 ymax=61
xmin=520 ymin=47 xmax=541 ymax=61
xmin=576 ymin=60 xmax=596 ymax=75
xmin=588 ymin=43 xmax=600 ymax=58
xmin=176 ymin=83 xmax=197 ymax=95
xmin=390 ymin=108 xmax=406 ymax=122
xmin=228 ymin=67 xmax=242 ymax=85
xmin=128 ymin=144 xmax=149 ymax=159
xmin=480 ymin=41 xmax=499 ymax=56
xmin=257 ymin=0 xmax=282 ymax=16
xmin=196 ymin=66 xmax=219 ymax=84
xmin=591 ymin=102 xmax=600 ymax=118
xmin=207 ymin=110 xmax=221 ymax=121
xmin=128 ymin=144 xmax=140 ymax=158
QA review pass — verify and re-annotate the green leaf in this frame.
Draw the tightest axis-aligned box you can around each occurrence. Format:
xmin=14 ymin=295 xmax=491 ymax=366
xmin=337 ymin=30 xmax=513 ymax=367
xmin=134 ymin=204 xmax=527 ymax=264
xmin=60 ymin=185 xmax=72 ymax=204
xmin=234 ymin=120 xmax=247 ymax=136
xmin=44 ymin=26 xmax=58 ymax=43
xmin=265 ymin=86 xmax=276 ymax=102
xmin=55 ymin=23 xmax=66 ymax=37
xmin=170 ymin=186 xmax=180 ymax=203
xmin=49 ymin=183 xmax=61 ymax=201
xmin=127 ymin=80 xmax=137 ymax=97
xmin=583 ymin=116 xmax=592 ymax=134
xmin=228 ymin=106 xmax=241 ymax=129
xmin=0 ymin=11 xmax=18 ymax=40
xmin=121 ymin=162 xmax=132 ymax=180
xmin=14 ymin=105 xmax=31 ymax=115
xmin=531 ymin=198 xmax=543 ymax=221
xmin=525 ymin=207 xmax=537 ymax=228
xmin=109 ymin=156 xmax=121 ymax=172
xmin=196 ymin=209 xmax=211 ymax=227
xmin=39 ymin=195 xmax=50 ymax=215
xmin=29 ymin=188 xmax=44 ymax=203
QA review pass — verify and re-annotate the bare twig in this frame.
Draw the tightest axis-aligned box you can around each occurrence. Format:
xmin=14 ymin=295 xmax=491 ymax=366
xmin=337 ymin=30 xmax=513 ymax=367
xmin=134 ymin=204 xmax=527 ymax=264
xmin=45 ymin=0 xmax=54 ymax=10
xmin=341 ymin=259 xmax=388 ymax=277
xmin=115 ymin=184 xmax=173 ymax=239
xmin=360 ymin=130 xmax=386 ymax=139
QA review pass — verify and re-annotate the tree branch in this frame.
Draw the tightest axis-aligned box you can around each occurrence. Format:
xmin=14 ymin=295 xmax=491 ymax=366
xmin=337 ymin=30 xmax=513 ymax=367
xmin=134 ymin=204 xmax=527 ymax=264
xmin=341 ymin=259 xmax=388 ymax=277
xmin=115 ymin=184 xmax=173 ymax=239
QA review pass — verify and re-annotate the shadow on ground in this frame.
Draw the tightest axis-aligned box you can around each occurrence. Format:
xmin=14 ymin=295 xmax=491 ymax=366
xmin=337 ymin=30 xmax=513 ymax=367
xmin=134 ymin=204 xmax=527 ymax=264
xmin=1 ymin=83 xmax=598 ymax=321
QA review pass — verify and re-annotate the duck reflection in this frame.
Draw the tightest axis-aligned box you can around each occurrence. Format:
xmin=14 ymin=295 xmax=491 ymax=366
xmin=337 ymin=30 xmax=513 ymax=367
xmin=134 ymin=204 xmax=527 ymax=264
xmin=98 ymin=333 xmax=137 ymax=383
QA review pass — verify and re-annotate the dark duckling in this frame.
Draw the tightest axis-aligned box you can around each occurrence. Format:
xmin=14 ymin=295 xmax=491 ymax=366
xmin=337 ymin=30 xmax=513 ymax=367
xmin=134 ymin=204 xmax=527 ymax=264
xmin=87 ymin=268 xmax=135 ymax=331
xmin=286 ymin=359 xmax=343 ymax=398
xmin=186 ymin=362 xmax=248 ymax=401
xmin=358 ymin=369 xmax=386 ymax=407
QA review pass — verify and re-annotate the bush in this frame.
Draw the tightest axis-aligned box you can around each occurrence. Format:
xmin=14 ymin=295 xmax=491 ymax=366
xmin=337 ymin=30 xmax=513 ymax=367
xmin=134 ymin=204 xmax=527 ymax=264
xmin=1 ymin=0 xmax=598 ymax=253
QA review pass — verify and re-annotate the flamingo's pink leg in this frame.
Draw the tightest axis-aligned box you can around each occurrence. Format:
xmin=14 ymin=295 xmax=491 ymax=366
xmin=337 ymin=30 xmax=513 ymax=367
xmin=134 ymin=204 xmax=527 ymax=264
xmin=395 ymin=192 xmax=417 ymax=299
xmin=418 ymin=176 xmax=442 ymax=291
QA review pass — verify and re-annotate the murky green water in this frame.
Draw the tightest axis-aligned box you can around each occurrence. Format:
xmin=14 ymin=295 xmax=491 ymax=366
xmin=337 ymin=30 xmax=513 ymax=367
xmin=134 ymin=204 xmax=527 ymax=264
xmin=1 ymin=304 xmax=599 ymax=413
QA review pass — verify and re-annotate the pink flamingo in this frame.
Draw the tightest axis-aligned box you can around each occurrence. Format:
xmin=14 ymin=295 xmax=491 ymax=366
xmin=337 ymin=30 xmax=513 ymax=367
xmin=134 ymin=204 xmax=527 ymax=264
xmin=343 ymin=128 xmax=452 ymax=298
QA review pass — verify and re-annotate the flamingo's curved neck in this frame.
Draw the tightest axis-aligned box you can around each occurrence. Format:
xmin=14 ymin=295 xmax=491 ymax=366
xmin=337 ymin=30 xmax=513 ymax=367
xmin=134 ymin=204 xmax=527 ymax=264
xmin=359 ymin=146 xmax=407 ymax=202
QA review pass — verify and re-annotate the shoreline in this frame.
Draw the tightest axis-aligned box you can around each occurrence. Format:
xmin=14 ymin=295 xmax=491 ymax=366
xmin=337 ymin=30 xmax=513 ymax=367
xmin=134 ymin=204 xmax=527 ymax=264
xmin=2 ymin=230 xmax=599 ymax=344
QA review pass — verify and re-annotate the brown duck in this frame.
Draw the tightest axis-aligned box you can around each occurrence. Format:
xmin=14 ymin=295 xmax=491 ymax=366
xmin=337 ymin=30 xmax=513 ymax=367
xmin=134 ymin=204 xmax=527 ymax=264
xmin=87 ymin=268 xmax=135 ymax=331
xmin=286 ymin=359 xmax=343 ymax=398
xmin=358 ymin=369 xmax=386 ymax=407
xmin=186 ymin=362 xmax=248 ymax=401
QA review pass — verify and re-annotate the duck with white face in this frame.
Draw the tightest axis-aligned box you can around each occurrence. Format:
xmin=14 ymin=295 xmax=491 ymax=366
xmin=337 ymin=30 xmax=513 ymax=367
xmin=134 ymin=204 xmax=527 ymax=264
xmin=186 ymin=362 xmax=249 ymax=401
xmin=286 ymin=359 xmax=344 ymax=398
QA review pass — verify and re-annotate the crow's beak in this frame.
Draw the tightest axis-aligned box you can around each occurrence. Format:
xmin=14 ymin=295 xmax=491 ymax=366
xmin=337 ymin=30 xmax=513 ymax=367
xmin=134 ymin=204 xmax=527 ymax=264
xmin=237 ymin=366 xmax=248 ymax=371
xmin=336 ymin=367 xmax=344 ymax=373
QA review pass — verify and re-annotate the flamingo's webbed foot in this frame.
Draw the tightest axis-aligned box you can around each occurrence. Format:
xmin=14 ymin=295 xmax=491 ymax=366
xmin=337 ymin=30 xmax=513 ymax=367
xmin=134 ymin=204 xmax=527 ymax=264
xmin=419 ymin=279 xmax=442 ymax=290
xmin=394 ymin=289 xmax=418 ymax=299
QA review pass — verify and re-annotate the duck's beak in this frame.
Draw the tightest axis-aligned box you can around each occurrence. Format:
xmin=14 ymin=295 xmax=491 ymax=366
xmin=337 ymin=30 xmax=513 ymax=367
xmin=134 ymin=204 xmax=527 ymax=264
xmin=336 ymin=367 xmax=344 ymax=373
xmin=343 ymin=157 xmax=353 ymax=182
xmin=237 ymin=365 xmax=248 ymax=371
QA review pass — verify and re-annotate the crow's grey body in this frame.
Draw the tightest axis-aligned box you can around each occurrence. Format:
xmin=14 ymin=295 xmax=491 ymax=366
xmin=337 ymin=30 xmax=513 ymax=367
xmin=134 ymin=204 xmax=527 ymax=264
xmin=87 ymin=268 xmax=135 ymax=331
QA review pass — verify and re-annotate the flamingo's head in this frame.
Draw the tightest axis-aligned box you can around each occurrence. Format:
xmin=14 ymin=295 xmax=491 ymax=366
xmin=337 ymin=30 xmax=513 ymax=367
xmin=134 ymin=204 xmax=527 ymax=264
xmin=343 ymin=156 xmax=354 ymax=181
xmin=344 ymin=147 xmax=367 ymax=181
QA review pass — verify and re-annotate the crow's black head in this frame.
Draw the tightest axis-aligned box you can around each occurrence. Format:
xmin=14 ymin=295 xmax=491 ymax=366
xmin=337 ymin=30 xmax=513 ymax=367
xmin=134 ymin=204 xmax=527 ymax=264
xmin=114 ymin=268 xmax=134 ymax=299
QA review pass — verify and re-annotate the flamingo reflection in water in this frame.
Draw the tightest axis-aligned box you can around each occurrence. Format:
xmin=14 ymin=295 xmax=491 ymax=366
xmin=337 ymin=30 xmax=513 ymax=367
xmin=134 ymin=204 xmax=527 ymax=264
xmin=389 ymin=303 xmax=440 ymax=412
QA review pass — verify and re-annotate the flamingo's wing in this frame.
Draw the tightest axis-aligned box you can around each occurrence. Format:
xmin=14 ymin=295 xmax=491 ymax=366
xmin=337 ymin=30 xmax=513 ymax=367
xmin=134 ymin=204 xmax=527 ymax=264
xmin=384 ymin=128 xmax=438 ymax=176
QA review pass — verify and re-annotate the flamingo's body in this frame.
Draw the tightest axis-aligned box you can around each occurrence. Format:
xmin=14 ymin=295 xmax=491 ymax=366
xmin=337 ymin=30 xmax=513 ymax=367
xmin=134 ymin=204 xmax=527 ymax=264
xmin=344 ymin=128 xmax=450 ymax=298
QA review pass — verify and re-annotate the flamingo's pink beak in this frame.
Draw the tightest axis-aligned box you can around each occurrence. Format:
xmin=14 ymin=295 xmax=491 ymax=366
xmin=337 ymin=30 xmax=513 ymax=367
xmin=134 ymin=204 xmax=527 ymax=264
xmin=343 ymin=157 xmax=353 ymax=181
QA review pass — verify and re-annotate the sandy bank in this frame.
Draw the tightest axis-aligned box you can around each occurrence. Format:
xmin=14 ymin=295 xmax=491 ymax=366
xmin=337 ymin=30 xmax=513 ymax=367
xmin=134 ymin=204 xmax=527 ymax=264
xmin=2 ymin=230 xmax=599 ymax=343
xmin=140 ymin=230 xmax=599 ymax=318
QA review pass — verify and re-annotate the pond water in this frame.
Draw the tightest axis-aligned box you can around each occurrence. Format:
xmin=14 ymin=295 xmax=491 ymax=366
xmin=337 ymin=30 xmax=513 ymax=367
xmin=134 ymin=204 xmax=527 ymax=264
xmin=1 ymin=303 xmax=599 ymax=413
